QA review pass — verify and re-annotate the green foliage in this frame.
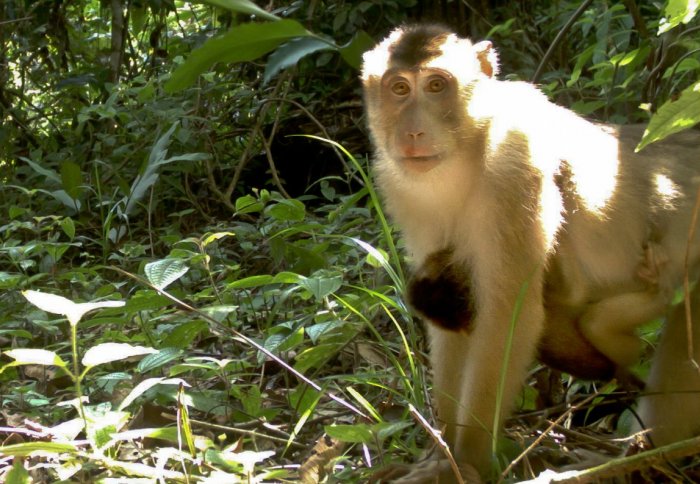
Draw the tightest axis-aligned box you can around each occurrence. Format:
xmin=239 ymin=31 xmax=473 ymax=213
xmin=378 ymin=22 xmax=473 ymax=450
xmin=660 ymin=0 xmax=700 ymax=33
xmin=638 ymin=81 xmax=700 ymax=150
xmin=2 ymin=0 xmax=699 ymax=481
xmin=166 ymin=18 xmax=374 ymax=92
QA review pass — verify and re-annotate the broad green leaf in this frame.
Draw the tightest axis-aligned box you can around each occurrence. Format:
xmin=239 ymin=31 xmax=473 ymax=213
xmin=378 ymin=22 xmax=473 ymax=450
xmin=4 ymin=348 xmax=68 ymax=368
xmin=324 ymin=424 xmax=373 ymax=443
xmin=339 ymin=30 xmax=375 ymax=69
xmin=60 ymin=161 xmax=82 ymax=200
xmin=9 ymin=205 xmax=27 ymax=219
xmin=0 ymin=329 xmax=33 ymax=339
xmin=22 ymin=290 xmax=125 ymax=326
xmin=235 ymin=194 xmax=263 ymax=214
xmin=165 ymin=20 xmax=310 ymax=92
xmin=138 ymin=347 xmax=184 ymax=373
xmin=298 ymin=272 xmax=343 ymax=300
xmin=199 ymin=0 xmax=279 ymax=21
xmin=60 ymin=216 xmax=76 ymax=240
xmin=374 ymin=421 xmax=413 ymax=440
xmin=162 ymin=320 xmax=208 ymax=349
xmin=200 ymin=305 xmax=238 ymax=322
xmin=124 ymin=292 xmax=171 ymax=312
xmin=82 ymin=343 xmax=158 ymax=368
xmin=306 ymin=321 xmax=342 ymax=343
xmin=0 ymin=441 xmax=77 ymax=457
xmin=118 ymin=377 xmax=188 ymax=411
xmin=50 ymin=190 xmax=81 ymax=211
xmin=272 ymin=272 xmax=304 ymax=284
xmin=266 ymin=198 xmax=305 ymax=221
xmin=139 ymin=427 xmax=214 ymax=450
xmin=144 ymin=258 xmax=189 ymax=290
xmin=226 ymin=271 xmax=303 ymax=290
xmin=616 ymin=48 xmax=640 ymax=67
xmin=226 ymin=274 xmax=275 ymax=289
xmin=0 ymin=272 xmax=23 ymax=290
xmin=264 ymin=37 xmax=334 ymax=84
xmin=637 ymin=81 xmax=700 ymax=150
xmin=294 ymin=343 xmax=339 ymax=373
xmin=21 ymin=157 xmax=61 ymax=183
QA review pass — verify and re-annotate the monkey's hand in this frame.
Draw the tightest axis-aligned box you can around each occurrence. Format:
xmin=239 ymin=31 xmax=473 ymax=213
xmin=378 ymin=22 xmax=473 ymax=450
xmin=407 ymin=248 xmax=474 ymax=332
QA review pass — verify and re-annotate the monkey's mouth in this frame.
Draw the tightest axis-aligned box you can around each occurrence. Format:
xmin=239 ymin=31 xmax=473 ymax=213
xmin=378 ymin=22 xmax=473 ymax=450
xmin=401 ymin=152 xmax=444 ymax=163
xmin=403 ymin=155 xmax=441 ymax=162
xmin=401 ymin=155 xmax=443 ymax=172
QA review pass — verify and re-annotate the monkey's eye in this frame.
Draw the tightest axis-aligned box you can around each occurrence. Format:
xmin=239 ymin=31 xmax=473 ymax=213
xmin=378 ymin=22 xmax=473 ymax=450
xmin=391 ymin=80 xmax=411 ymax=96
xmin=427 ymin=76 xmax=447 ymax=93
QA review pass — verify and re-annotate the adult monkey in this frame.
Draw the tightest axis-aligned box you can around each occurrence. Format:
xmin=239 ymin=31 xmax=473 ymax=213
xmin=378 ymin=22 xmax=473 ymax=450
xmin=361 ymin=24 xmax=700 ymax=482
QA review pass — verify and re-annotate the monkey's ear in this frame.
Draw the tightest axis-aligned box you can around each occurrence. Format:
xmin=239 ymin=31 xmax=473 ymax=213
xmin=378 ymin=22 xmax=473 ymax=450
xmin=473 ymin=41 xmax=499 ymax=78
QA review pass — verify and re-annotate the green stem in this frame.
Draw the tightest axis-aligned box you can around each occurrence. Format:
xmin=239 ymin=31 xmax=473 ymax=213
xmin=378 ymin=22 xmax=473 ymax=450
xmin=71 ymin=322 xmax=88 ymax=430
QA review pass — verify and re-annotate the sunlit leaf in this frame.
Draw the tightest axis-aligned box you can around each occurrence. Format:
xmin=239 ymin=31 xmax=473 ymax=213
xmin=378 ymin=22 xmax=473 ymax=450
xmin=22 ymin=290 xmax=125 ymax=326
xmin=4 ymin=348 xmax=68 ymax=368
xmin=0 ymin=441 xmax=78 ymax=457
xmin=637 ymin=81 xmax=700 ymax=150
xmin=202 ymin=231 xmax=235 ymax=247
xmin=82 ymin=343 xmax=158 ymax=368
xmin=659 ymin=0 xmax=700 ymax=33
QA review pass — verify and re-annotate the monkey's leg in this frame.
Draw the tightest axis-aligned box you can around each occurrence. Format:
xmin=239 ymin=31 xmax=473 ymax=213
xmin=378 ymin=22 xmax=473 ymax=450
xmin=578 ymin=291 xmax=667 ymax=368
xmin=635 ymin=285 xmax=700 ymax=446
xmin=427 ymin=292 xmax=544 ymax=482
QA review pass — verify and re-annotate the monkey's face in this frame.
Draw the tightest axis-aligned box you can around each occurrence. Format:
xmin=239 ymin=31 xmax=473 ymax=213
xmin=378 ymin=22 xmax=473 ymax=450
xmin=361 ymin=25 xmax=498 ymax=177
xmin=377 ymin=67 xmax=461 ymax=173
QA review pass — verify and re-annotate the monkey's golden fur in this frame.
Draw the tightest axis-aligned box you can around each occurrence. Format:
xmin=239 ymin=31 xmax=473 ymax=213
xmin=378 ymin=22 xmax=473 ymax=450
xmin=362 ymin=24 xmax=700 ymax=483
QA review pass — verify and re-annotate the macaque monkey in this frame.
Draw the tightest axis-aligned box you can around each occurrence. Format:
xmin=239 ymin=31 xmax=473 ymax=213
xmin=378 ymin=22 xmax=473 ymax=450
xmin=361 ymin=24 xmax=700 ymax=482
